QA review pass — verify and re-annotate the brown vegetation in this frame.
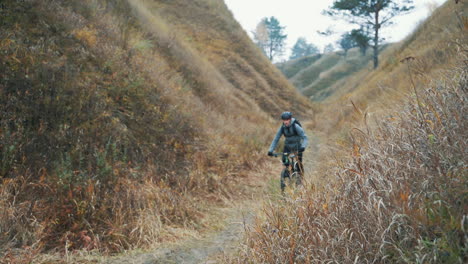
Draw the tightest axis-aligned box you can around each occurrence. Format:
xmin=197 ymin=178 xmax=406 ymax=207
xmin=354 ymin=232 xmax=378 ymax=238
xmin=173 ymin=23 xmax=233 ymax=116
xmin=0 ymin=0 xmax=312 ymax=259
xmin=233 ymin=59 xmax=467 ymax=264
xmin=231 ymin=1 xmax=467 ymax=263
xmin=277 ymin=45 xmax=387 ymax=102
xmin=315 ymin=0 xmax=467 ymax=136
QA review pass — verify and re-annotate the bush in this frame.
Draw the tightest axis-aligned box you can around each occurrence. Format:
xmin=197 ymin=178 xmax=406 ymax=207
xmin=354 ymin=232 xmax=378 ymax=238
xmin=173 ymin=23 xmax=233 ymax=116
xmin=0 ymin=0 xmax=198 ymax=253
xmin=234 ymin=64 xmax=467 ymax=263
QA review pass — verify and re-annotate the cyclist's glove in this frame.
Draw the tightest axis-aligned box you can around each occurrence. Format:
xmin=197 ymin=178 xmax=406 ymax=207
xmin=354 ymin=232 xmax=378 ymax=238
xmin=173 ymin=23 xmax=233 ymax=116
xmin=268 ymin=151 xmax=274 ymax=156
xmin=299 ymin=147 xmax=305 ymax=152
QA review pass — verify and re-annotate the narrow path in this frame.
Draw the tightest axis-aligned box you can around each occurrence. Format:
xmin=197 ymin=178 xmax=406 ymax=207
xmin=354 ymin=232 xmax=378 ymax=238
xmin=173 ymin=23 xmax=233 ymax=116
xmin=105 ymin=135 xmax=321 ymax=264
xmin=144 ymin=205 xmax=256 ymax=264
xmin=150 ymin=204 xmax=256 ymax=264
xmin=103 ymin=167 xmax=269 ymax=264
xmin=104 ymin=199 xmax=260 ymax=264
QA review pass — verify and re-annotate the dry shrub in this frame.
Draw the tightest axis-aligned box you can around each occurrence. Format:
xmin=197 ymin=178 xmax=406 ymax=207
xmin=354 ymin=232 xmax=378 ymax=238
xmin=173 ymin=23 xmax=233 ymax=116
xmin=0 ymin=0 xmax=281 ymax=258
xmin=0 ymin=0 xmax=201 ymax=256
xmin=72 ymin=27 xmax=97 ymax=47
xmin=310 ymin=0 xmax=466 ymax=138
xmin=233 ymin=64 xmax=467 ymax=263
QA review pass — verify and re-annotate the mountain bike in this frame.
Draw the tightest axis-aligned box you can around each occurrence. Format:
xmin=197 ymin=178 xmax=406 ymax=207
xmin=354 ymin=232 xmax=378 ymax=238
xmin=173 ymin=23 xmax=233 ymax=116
xmin=272 ymin=152 xmax=303 ymax=193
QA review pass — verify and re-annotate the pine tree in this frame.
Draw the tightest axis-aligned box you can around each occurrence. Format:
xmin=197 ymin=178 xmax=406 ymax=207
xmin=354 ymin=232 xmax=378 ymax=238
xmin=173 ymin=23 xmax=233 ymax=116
xmin=350 ymin=28 xmax=371 ymax=55
xmin=253 ymin=17 xmax=287 ymax=61
xmin=337 ymin=32 xmax=356 ymax=57
xmin=323 ymin=43 xmax=335 ymax=54
xmin=324 ymin=0 xmax=414 ymax=68
xmin=290 ymin=37 xmax=319 ymax=60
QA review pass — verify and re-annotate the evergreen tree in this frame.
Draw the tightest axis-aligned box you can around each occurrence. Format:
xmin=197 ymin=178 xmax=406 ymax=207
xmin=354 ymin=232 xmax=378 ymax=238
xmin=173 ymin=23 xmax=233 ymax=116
xmin=290 ymin=37 xmax=319 ymax=60
xmin=324 ymin=0 xmax=414 ymax=68
xmin=253 ymin=17 xmax=287 ymax=61
xmin=337 ymin=32 xmax=356 ymax=57
xmin=323 ymin=43 xmax=335 ymax=54
xmin=350 ymin=28 xmax=371 ymax=55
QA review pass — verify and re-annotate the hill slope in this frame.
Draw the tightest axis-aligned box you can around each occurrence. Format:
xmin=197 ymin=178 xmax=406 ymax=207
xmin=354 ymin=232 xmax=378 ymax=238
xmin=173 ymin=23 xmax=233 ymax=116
xmin=276 ymin=45 xmax=388 ymax=101
xmin=235 ymin=1 xmax=467 ymax=263
xmin=317 ymin=0 xmax=467 ymax=134
xmin=0 ymin=0 xmax=312 ymax=255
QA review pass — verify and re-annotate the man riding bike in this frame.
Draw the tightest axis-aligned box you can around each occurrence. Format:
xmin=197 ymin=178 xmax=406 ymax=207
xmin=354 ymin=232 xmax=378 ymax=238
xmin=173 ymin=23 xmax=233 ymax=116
xmin=268 ymin=112 xmax=308 ymax=189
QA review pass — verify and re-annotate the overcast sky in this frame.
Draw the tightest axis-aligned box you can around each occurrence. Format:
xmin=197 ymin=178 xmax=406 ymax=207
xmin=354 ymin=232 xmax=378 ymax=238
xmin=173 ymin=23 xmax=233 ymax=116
xmin=224 ymin=0 xmax=447 ymax=61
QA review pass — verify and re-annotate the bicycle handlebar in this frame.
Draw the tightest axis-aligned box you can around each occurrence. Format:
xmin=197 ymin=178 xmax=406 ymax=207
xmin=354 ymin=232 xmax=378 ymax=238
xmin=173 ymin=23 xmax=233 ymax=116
xmin=271 ymin=152 xmax=298 ymax=158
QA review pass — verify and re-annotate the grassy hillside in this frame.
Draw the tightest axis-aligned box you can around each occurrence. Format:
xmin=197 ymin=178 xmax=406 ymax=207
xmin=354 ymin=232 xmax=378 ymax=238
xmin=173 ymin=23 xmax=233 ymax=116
xmin=277 ymin=45 xmax=388 ymax=101
xmin=0 ymin=0 xmax=312 ymax=257
xmin=233 ymin=1 xmax=467 ymax=263
xmin=317 ymin=0 xmax=467 ymax=134
xmin=276 ymin=54 xmax=322 ymax=79
xmin=235 ymin=64 xmax=467 ymax=263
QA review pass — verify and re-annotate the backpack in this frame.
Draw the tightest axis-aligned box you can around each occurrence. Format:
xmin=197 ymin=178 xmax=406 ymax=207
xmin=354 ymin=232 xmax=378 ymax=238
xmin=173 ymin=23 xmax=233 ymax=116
xmin=282 ymin=119 xmax=302 ymax=136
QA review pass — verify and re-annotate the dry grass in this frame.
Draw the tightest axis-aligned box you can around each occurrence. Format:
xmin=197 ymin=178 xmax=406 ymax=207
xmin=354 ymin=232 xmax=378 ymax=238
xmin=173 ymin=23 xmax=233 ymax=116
xmin=232 ymin=61 xmax=467 ymax=263
xmin=290 ymin=53 xmax=342 ymax=92
xmin=0 ymin=0 xmax=312 ymax=260
xmin=276 ymin=54 xmax=323 ymax=79
xmin=140 ymin=0 xmax=312 ymax=117
xmin=230 ymin=3 xmax=467 ymax=262
xmin=278 ymin=43 xmax=389 ymax=102
xmin=314 ymin=0 xmax=467 ymax=137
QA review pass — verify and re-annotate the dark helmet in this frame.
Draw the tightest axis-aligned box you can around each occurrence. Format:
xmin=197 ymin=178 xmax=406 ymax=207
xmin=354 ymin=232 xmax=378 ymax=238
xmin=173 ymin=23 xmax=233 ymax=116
xmin=281 ymin=111 xmax=292 ymax=120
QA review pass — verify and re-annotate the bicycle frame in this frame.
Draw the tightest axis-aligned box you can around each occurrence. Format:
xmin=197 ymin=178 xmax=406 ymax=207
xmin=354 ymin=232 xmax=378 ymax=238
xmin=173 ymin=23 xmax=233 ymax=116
xmin=273 ymin=152 xmax=303 ymax=192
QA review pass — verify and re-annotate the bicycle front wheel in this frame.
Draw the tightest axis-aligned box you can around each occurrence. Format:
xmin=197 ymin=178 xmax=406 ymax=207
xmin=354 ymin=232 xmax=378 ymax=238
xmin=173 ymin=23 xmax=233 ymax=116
xmin=280 ymin=168 xmax=289 ymax=192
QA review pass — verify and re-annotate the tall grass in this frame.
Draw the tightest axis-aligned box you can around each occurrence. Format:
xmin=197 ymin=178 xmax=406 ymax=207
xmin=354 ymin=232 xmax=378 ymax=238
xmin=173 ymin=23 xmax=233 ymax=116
xmin=308 ymin=0 xmax=466 ymax=138
xmin=0 ymin=0 xmax=286 ymax=259
xmin=291 ymin=53 xmax=342 ymax=91
xmin=276 ymin=54 xmax=322 ymax=79
xmin=232 ymin=63 xmax=467 ymax=263
xmin=0 ymin=0 xmax=201 ymax=255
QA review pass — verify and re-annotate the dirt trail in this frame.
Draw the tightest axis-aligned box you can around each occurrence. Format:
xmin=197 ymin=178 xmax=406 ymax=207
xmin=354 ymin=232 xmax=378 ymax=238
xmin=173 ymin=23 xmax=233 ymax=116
xmin=105 ymin=135 xmax=321 ymax=264
xmin=152 ymin=204 xmax=256 ymax=264
xmin=104 ymin=200 xmax=259 ymax=264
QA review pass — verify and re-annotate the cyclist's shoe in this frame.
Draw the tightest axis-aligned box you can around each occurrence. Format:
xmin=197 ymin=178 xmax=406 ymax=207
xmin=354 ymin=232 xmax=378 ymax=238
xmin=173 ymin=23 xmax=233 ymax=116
xmin=268 ymin=151 xmax=273 ymax=156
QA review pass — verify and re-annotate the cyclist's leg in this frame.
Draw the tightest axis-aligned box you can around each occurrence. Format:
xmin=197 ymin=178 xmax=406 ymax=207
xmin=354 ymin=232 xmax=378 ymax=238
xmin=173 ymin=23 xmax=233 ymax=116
xmin=298 ymin=151 xmax=304 ymax=173
xmin=296 ymin=148 xmax=304 ymax=186
xmin=280 ymin=168 xmax=288 ymax=192
xmin=280 ymin=145 xmax=291 ymax=192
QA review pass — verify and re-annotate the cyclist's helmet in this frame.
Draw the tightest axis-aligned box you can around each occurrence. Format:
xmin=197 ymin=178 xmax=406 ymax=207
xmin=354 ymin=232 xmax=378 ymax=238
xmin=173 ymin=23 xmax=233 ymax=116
xmin=281 ymin=111 xmax=292 ymax=120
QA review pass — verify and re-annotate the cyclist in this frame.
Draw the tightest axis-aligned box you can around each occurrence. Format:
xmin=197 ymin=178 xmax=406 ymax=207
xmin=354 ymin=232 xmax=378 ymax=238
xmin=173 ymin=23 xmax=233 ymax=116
xmin=268 ymin=112 xmax=308 ymax=187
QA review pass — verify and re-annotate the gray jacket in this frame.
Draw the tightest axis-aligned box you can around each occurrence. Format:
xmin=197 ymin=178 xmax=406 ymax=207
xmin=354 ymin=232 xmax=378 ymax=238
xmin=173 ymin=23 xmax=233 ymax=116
xmin=268 ymin=118 xmax=308 ymax=152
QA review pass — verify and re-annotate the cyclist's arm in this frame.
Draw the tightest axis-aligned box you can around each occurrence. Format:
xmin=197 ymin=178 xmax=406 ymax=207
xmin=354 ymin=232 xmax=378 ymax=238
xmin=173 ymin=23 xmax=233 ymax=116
xmin=295 ymin=124 xmax=308 ymax=149
xmin=268 ymin=126 xmax=283 ymax=152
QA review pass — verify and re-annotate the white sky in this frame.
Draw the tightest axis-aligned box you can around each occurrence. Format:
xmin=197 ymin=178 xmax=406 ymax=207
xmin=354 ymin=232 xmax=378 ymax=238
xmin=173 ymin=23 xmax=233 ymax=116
xmin=224 ymin=0 xmax=447 ymax=61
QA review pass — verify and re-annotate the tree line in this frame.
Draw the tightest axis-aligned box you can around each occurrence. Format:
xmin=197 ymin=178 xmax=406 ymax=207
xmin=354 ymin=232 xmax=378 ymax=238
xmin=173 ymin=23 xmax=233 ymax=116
xmin=253 ymin=0 xmax=414 ymax=68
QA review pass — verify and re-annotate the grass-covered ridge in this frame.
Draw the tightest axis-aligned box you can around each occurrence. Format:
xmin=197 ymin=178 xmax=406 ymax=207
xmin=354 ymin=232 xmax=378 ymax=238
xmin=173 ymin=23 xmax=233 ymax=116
xmin=0 ymin=0 xmax=312 ymax=256
xmin=277 ymin=46 xmax=384 ymax=101
xmin=276 ymin=54 xmax=322 ymax=79
xmin=234 ymin=63 xmax=467 ymax=263
xmin=316 ymin=0 xmax=467 ymax=135
xmin=231 ymin=1 xmax=467 ymax=263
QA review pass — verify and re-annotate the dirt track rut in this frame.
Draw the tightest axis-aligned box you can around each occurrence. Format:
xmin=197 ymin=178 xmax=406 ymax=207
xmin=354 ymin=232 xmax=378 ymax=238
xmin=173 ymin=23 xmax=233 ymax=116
xmin=105 ymin=135 xmax=320 ymax=264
